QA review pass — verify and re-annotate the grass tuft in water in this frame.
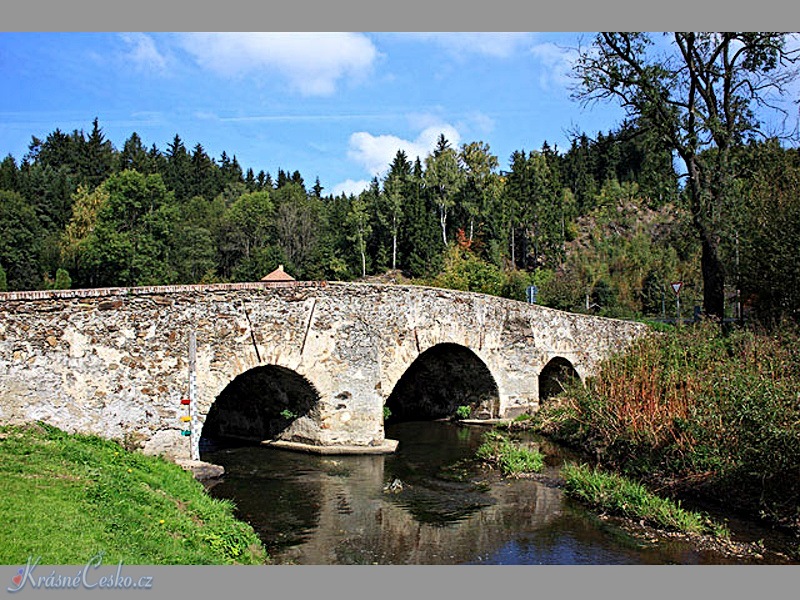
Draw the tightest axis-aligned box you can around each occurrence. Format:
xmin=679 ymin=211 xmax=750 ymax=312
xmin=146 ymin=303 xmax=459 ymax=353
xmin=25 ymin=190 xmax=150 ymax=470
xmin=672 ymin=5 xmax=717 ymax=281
xmin=561 ymin=462 xmax=729 ymax=537
xmin=475 ymin=431 xmax=544 ymax=476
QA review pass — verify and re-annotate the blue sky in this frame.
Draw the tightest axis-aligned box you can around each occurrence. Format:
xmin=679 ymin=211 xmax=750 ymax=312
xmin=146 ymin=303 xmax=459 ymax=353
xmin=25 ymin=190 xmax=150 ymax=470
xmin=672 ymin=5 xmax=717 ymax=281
xmin=0 ymin=32 xmax=654 ymax=196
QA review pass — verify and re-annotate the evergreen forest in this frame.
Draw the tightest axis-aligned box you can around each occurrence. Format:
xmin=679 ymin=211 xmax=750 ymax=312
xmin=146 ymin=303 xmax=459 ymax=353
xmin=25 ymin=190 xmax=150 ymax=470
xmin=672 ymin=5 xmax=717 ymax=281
xmin=1 ymin=116 xmax=798 ymax=327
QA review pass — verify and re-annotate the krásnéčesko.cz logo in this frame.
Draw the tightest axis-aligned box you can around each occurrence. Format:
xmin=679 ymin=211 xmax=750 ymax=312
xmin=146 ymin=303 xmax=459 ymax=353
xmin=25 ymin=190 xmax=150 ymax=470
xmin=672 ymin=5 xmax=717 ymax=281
xmin=7 ymin=554 xmax=154 ymax=593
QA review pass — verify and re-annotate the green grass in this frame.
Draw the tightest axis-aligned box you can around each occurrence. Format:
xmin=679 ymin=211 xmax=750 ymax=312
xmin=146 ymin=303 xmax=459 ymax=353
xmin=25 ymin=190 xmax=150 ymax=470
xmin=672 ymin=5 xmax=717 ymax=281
xmin=0 ymin=422 xmax=268 ymax=565
xmin=475 ymin=431 xmax=544 ymax=476
xmin=562 ymin=462 xmax=729 ymax=537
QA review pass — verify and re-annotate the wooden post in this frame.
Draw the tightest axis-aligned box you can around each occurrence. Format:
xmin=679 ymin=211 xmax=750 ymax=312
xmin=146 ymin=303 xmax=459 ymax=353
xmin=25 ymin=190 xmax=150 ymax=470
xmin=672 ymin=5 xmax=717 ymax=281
xmin=188 ymin=330 xmax=199 ymax=461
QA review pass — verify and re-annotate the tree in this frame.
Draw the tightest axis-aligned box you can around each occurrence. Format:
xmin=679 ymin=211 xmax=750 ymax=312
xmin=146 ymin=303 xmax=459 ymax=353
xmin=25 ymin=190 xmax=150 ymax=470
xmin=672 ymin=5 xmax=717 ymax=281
xmin=507 ymin=150 xmax=563 ymax=269
xmin=346 ymin=194 xmax=372 ymax=278
xmin=218 ymin=151 xmax=244 ymax=188
xmin=223 ymin=190 xmax=275 ymax=270
xmin=381 ymin=150 xmax=411 ymax=271
xmin=53 ymin=268 xmax=72 ymax=290
xmin=321 ymin=193 xmax=357 ymax=280
xmin=17 ymin=162 xmax=74 ymax=233
xmin=118 ymin=132 xmax=153 ymax=174
xmin=273 ymin=182 xmax=321 ymax=277
xmin=562 ymin=134 xmax=599 ymax=213
xmin=189 ymin=143 xmax=219 ymax=200
xmin=82 ymin=118 xmax=114 ymax=189
xmin=81 ymin=170 xmax=178 ymax=287
xmin=735 ymin=140 xmax=800 ymax=324
xmin=0 ymin=190 xmax=44 ymax=290
xmin=61 ymin=184 xmax=110 ymax=284
xmin=459 ymin=141 xmax=500 ymax=244
xmin=431 ymin=243 xmax=505 ymax=297
xmin=399 ymin=158 xmax=441 ymax=277
xmin=424 ymin=134 xmax=464 ymax=246
xmin=165 ymin=135 xmax=191 ymax=202
xmin=0 ymin=155 xmax=18 ymax=192
xmin=290 ymin=170 xmax=305 ymax=191
xmin=172 ymin=224 xmax=217 ymax=283
xmin=573 ymin=32 xmax=800 ymax=320
xmin=311 ymin=177 xmax=324 ymax=198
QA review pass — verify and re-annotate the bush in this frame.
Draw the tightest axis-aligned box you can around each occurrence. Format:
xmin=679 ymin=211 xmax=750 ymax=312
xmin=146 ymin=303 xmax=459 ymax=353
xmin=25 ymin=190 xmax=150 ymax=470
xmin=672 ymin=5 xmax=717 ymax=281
xmin=455 ymin=405 xmax=471 ymax=420
xmin=428 ymin=244 xmax=505 ymax=297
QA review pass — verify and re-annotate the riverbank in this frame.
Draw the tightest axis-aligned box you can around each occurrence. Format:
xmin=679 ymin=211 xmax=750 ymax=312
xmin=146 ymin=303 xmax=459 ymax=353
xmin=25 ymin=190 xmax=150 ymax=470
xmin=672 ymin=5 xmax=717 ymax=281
xmin=476 ymin=429 xmax=795 ymax=563
xmin=0 ymin=422 xmax=268 ymax=565
xmin=525 ymin=320 xmax=800 ymax=555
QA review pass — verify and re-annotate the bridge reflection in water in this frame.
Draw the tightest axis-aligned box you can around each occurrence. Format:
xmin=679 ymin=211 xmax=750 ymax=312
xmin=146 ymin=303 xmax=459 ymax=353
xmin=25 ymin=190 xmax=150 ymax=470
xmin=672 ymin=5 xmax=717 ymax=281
xmin=202 ymin=422 xmax=562 ymax=564
xmin=201 ymin=422 xmax=741 ymax=565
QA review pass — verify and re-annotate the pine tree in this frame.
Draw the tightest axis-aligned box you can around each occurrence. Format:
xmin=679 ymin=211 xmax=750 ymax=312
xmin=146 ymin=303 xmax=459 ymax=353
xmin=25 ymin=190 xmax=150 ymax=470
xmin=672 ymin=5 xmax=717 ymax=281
xmin=0 ymin=155 xmax=18 ymax=191
xmin=189 ymin=143 xmax=218 ymax=199
xmin=119 ymin=133 xmax=152 ymax=174
xmin=82 ymin=118 xmax=114 ymax=189
xmin=165 ymin=135 xmax=191 ymax=201
xmin=312 ymin=177 xmax=324 ymax=198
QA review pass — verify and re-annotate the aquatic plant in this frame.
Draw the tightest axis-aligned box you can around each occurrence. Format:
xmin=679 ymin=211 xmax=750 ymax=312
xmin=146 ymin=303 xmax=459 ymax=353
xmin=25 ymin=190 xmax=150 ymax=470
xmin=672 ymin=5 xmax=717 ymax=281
xmin=475 ymin=431 xmax=544 ymax=476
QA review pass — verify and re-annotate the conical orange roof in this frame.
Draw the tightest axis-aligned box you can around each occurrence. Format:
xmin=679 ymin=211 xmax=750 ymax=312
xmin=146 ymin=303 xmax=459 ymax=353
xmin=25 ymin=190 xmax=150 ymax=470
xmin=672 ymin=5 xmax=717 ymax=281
xmin=261 ymin=264 xmax=295 ymax=282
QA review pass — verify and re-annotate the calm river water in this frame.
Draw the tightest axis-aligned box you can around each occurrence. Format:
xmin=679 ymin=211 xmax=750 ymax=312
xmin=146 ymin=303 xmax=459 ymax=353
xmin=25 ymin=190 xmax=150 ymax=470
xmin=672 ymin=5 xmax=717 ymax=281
xmin=201 ymin=421 xmax=796 ymax=565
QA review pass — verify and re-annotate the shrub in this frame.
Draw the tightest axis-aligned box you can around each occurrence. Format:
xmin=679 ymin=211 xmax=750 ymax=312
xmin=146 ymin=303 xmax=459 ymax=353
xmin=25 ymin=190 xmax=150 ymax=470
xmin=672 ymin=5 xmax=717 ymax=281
xmin=534 ymin=320 xmax=800 ymax=530
xmin=455 ymin=405 xmax=471 ymax=420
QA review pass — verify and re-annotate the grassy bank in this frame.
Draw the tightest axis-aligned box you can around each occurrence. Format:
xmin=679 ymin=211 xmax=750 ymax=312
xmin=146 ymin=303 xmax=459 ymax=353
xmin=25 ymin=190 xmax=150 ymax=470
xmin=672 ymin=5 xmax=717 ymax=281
xmin=533 ymin=320 xmax=800 ymax=532
xmin=562 ymin=463 xmax=728 ymax=536
xmin=0 ymin=422 xmax=267 ymax=565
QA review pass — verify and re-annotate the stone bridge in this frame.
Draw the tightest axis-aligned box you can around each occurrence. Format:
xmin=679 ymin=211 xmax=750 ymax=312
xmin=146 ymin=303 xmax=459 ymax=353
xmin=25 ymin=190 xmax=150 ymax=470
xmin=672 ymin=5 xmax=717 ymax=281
xmin=0 ymin=282 xmax=648 ymax=460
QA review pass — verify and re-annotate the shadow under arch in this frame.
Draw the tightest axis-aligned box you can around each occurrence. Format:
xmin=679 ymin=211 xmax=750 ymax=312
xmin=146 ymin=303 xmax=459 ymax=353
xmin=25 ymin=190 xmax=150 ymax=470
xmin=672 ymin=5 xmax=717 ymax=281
xmin=385 ymin=343 xmax=500 ymax=423
xmin=201 ymin=365 xmax=320 ymax=446
xmin=539 ymin=357 xmax=580 ymax=403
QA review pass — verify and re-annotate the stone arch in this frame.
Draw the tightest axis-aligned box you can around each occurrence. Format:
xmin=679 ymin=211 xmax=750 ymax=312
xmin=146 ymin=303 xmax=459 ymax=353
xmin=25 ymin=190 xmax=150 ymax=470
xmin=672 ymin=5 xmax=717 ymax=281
xmin=200 ymin=364 xmax=321 ymax=446
xmin=538 ymin=357 xmax=580 ymax=403
xmin=384 ymin=343 xmax=500 ymax=423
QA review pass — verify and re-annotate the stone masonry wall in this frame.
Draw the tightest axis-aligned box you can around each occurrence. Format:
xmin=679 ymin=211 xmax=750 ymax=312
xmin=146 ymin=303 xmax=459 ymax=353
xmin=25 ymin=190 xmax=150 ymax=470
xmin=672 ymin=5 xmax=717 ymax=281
xmin=0 ymin=282 xmax=649 ymax=459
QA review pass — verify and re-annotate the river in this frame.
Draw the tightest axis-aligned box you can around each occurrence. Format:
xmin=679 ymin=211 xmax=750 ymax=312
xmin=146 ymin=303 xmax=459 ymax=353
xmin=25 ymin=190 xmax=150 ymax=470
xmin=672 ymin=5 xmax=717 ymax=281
xmin=200 ymin=421 xmax=797 ymax=565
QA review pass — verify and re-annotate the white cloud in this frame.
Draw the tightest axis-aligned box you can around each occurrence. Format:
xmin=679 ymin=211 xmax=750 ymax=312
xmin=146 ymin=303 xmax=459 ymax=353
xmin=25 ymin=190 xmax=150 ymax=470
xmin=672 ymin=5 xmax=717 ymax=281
xmin=347 ymin=123 xmax=461 ymax=178
xmin=465 ymin=111 xmax=495 ymax=136
xmin=332 ymin=179 xmax=371 ymax=197
xmin=399 ymin=33 xmax=534 ymax=59
xmin=178 ymin=32 xmax=378 ymax=96
xmin=529 ymin=42 xmax=578 ymax=91
xmin=119 ymin=33 xmax=167 ymax=74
